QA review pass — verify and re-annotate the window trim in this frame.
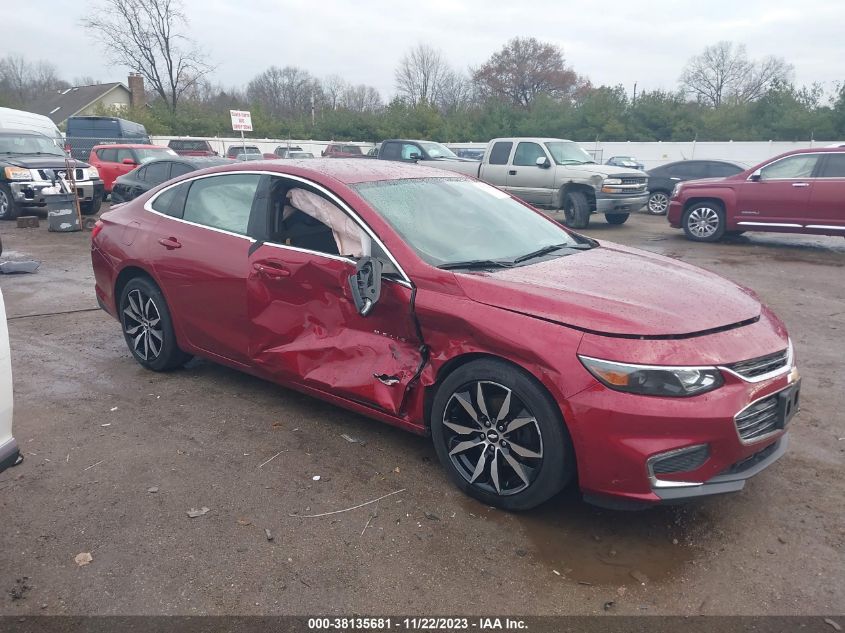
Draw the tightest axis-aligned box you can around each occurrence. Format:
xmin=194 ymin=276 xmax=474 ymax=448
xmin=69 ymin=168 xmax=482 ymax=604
xmin=749 ymin=152 xmax=824 ymax=181
xmin=143 ymin=170 xmax=412 ymax=286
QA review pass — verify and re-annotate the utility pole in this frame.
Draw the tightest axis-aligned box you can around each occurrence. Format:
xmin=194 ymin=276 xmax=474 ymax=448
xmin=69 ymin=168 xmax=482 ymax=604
xmin=633 ymin=82 xmax=638 ymax=104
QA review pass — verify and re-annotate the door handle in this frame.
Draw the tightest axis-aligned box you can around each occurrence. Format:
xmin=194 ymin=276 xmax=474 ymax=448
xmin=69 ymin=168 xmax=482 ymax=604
xmin=792 ymin=182 xmax=810 ymax=188
xmin=508 ymin=170 xmax=517 ymax=176
xmin=252 ymin=260 xmax=290 ymax=279
xmin=157 ymin=237 xmax=181 ymax=249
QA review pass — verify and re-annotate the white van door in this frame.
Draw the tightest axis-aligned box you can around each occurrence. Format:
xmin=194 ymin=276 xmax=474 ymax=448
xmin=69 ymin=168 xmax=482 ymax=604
xmin=0 ymin=289 xmax=20 ymax=472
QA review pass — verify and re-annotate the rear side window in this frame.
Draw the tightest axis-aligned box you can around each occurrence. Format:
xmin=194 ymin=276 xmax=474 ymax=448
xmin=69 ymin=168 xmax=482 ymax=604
xmin=151 ymin=182 xmax=189 ymax=218
xmin=489 ymin=142 xmax=513 ymax=165
xmin=669 ymin=162 xmax=705 ymax=179
xmin=819 ymin=153 xmax=845 ymax=178
xmin=707 ymin=162 xmax=744 ymax=178
xmin=116 ymin=148 xmax=134 ymax=163
xmin=170 ymin=162 xmax=193 ymax=178
xmin=182 ymin=174 xmax=261 ymax=235
xmin=145 ymin=162 xmax=171 ymax=184
xmin=513 ymin=142 xmax=546 ymax=167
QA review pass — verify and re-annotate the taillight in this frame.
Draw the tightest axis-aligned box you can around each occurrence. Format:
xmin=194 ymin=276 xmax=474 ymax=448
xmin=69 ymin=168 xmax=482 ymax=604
xmin=91 ymin=220 xmax=104 ymax=241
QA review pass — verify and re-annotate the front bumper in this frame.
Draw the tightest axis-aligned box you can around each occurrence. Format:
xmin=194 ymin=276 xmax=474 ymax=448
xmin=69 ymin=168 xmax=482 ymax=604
xmin=0 ymin=436 xmax=21 ymax=473
xmin=10 ymin=179 xmax=104 ymax=207
xmin=595 ymin=191 xmax=649 ymax=213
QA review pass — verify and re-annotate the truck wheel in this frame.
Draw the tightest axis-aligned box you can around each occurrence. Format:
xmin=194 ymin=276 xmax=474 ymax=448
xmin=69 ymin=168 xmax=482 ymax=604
xmin=682 ymin=202 xmax=725 ymax=242
xmin=605 ymin=213 xmax=629 ymax=225
xmin=0 ymin=184 xmax=21 ymax=221
xmin=562 ymin=192 xmax=590 ymax=229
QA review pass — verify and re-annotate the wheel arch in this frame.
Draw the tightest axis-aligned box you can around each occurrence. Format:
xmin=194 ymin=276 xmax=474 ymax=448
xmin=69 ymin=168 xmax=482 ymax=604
xmin=559 ymin=182 xmax=597 ymax=211
xmin=114 ymin=264 xmax=158 ymax=307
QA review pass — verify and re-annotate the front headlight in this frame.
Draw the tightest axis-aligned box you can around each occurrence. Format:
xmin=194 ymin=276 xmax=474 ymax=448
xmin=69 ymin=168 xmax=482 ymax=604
xmin=4 ymin=167 xmax=31 ymax=180
xmin=86 ymin=167 xmax=100 ymax=179
xmin=578 ymin=356 xmax=724 ymax=397
xmin=604 ymin=178 xmax=622 ymax=185
xmin=671 ymin=183 xmax=683 ymax=198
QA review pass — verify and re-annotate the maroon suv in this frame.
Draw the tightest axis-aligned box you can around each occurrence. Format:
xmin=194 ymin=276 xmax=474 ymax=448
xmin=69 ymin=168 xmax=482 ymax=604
xmin=668 ymin=148 xmax=845 ymax=241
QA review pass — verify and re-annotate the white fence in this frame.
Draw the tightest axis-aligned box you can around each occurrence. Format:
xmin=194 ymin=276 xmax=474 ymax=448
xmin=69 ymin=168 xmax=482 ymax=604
xmin=150 ymin=136 xmax=843 ymax=169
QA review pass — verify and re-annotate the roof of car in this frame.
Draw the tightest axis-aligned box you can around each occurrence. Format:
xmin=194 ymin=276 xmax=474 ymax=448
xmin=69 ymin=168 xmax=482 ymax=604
xmin=0 ymin=130 xmax=48 ymax=137
xmin=92 ymin=144 xmax=167 ymax=150
xmin=199 ymin=157 xmax=460 ymax=185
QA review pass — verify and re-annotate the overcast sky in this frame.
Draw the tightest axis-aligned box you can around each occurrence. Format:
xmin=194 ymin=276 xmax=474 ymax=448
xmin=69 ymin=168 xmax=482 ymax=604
xmin=4 ymin=0 xmax=844 ymax=99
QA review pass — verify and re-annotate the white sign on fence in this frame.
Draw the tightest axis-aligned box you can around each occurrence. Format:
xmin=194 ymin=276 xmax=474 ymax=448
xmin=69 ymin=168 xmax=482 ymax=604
xmin=230 ymin=110 xmax=253 ymax=132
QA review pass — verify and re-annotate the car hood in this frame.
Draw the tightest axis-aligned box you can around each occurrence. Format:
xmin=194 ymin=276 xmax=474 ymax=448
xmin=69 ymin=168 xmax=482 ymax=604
xmin=453 ymin=243 xmax=761 ymax=337
xmin=558 ymin=163 xmax=646 ymax=178
xmin=1 ymin=155 xmax=90 ymax=169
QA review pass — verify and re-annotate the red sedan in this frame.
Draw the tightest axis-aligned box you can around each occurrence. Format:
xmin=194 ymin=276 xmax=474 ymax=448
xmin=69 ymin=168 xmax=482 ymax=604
xmin=91 ymin=159 xmax=800 ymax=510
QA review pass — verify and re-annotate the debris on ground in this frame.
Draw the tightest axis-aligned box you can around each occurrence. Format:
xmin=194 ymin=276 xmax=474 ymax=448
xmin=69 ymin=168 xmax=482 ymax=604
xmin=146 ymin=487 xmax=159 ymax=493
xmin=237 ymin=518 xmax=252 ymax=526
xmin=257 ymin=451 xmax=283 ymax=468
xmin=265 ymin=529 xmax=273 ymax=541
xmin=74 ymin=553 xmax=93 ymax=567
xmin=603 ymin=601 xmax=615 ymax=611
xmin=9 ymin=577 xmax=31 ymax=601
xmin=340 ymin=433 xmax=359 ymax=443
xmin=312 ymin=475 xmax=321 ymax=481
xmin=0 ymin=260 xmax=40 ymax=274
xmin=186 ymin=507 xmax=210 ymax=518
xmin=515 ymin=548 xmax=527 ymax=557
xmin=825 ymin=618 xmax=842 ymax=632
xmin=552 ymin=569 xmax=561 ymax=576
xmin=630 ymin=570 xmax=649 ymax=584
xmin=424 ymin=512 xmax=440 ymax=521
xmin=290 ymin=489 xmax=406 ymax=518
xmin=110 ymin=407 xmax=118 ymax=412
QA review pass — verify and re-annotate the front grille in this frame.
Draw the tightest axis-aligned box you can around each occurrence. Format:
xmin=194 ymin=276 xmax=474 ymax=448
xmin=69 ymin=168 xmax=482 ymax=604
xmin=727 ymin=349 xmax=789 ymax=379
xmin=620 ymin=177 xmax=646 ymax=185
xmin=735 ymin=394 xmax=780 ymax=441
xmin=719 ymin=441 xmax=779 ymax=476
xmin=651 ymin=445 xmax=709 ymax=474
xmin=36 ymin=168 xmax=85 ymax=181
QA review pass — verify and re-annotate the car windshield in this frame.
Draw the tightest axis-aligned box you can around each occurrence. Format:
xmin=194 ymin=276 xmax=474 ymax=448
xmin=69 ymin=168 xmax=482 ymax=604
xmin=354 ymin=178 xmax=587 ymax=267
xmin=419 ymin=142 xmax=458 ymax=159
xmin=135 ymin=148 xmax=177 ymax=163
xmin=0 ymin=133 xmax=64 ymax=156
xmin=545 ymin=141 xmax=594 ymax=165
xmin=342 ymin=145 xmax=363 ymax=154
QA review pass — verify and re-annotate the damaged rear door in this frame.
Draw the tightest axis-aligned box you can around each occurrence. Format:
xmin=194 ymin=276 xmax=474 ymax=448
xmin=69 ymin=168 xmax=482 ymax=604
xmin=246 ymin=175 xmax=423 ymax=415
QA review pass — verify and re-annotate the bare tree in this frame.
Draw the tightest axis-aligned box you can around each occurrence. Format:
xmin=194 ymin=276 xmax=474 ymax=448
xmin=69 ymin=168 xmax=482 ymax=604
xmin=472 ymin=37 xmax=582 ymax=108
xmin=394 ymin=44 xmax=449 ymax=105
xmin=340 ymin=84 xmax=383 ymax=113
xmin=84 ymin=0 xmax=211 ymax=112
xmin=247 ymin=66 xmax=319 ymax=118
xmin=0 ymin=55 xmax=68 ymax=107
xmin=680 ymin=42 xmax=792 ymax=107
xmin=437 ymin=69 xmax=475 ymax=113
xmin=321 ymin=74 xmax=348 ymax=110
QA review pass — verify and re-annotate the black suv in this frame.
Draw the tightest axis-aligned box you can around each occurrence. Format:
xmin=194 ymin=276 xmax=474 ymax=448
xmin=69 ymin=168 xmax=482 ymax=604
xmin=645 ymin=159 xmax=745 ymax=214
xmin=0 ymin=131 xmax=104 ymax=220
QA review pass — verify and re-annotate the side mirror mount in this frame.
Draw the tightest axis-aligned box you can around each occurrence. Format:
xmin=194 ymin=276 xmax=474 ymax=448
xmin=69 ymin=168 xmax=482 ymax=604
xmin=408 ymin=152 xmax=421 ymax=162
xmin=535 ymin=156 xmax=551 ymax=168
xmin=749 ymin=169 xmax=762 ymax=182
xmin=348 ymin=256 xmax=383 ymax=317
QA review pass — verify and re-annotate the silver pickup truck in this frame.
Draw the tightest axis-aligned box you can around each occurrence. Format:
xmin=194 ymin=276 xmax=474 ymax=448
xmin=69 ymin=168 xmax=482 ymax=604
xmin=387 ymin=137 xmax=649 ymax=228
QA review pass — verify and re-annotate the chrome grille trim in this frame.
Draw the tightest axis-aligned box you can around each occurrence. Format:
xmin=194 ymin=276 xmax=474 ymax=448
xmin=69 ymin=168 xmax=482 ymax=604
xmin=719 ymin=341 xmax=793 ymax=383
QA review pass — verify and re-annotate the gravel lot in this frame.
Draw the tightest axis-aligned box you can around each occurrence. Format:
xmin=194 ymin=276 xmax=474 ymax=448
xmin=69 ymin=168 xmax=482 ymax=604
xmin=0 ymin=207 xmax=842 ymax=616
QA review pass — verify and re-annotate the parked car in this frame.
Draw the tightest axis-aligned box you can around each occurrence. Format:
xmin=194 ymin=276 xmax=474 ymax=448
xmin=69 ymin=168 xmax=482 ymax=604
xmin=646 ymin=159 xmax=746 ymax=214
xmin=111 ymin=156 xmax=230 ymax=203
xmin=0 ymin=106 xmax=63 ymax=140
xmin=378 ymin=139 xmax=469 ymax=162
xmin=226 ymin=144 xmax=260 ymax=159
xmin=321 ymin=143 xmax=364 ymax=158
xmin=0 ymin=288 xmax=21 ymax=474
xmin=65 ymin=116 xmax=150 ymax=161
xmin=432 ymin=137 xmax=649 ymax=228
xmin=167 ymin=139 xmax=218 ymax=157
xmin=0 ymin=130 xmax=104 ymax=219
xmin=91 ymin=160 xmax=798 ymax=511
xmin=453 ymin=148 xmax=485 ymax=161
xmin=89 ymin=144 xmax=177 ymax=193
xmin=366 ymin=145 xmax=380 ymax=157
xmin=606 ymin=155 xmax=645 ymax=171
xmin=287 ymin=151 xmax=314 ymax=159
xmin=273 ymin=145 xmax=304 ymax=158
xmin=668 ymin=148 xmax=845 ymax=241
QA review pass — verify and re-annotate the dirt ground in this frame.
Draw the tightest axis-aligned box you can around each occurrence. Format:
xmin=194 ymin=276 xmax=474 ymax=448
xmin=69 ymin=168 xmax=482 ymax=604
xmin=0 ymin=206 xmax=842 ymax=616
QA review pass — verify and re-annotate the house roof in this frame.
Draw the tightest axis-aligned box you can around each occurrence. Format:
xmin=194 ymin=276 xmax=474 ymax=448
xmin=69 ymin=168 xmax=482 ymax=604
xmin=27 ymin=83 xmax=130 ymax=125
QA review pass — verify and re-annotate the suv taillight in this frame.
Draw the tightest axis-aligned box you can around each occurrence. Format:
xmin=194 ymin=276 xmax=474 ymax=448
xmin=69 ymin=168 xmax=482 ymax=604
xmin=90 ymin=220 xmax=104 ymax=241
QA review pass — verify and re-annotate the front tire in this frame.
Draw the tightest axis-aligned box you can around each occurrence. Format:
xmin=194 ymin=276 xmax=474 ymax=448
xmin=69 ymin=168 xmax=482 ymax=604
xmin=605 ymin=213 xmax=629 ymax=225
xmin=119 ymin=276 xmax=191 ymax=371
xmin=431 ymin=359 xmax=574 ymax=511
xmin=562 ymin=191 xmax=590 ymax=229
xmin=646 ymin=191 xmax=670 ymax=215
xmin=0 ymin=184 xmax=21 ymax=221
xmin=682 ymin=202 xmax=725 ymax=242
xmin=81 ymin=194 xmax=102 ymax=216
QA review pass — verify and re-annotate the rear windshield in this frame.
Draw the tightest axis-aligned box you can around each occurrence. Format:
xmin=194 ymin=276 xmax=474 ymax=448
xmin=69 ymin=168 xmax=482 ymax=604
xmin=170 ymin=140 xmax=209 ymax=151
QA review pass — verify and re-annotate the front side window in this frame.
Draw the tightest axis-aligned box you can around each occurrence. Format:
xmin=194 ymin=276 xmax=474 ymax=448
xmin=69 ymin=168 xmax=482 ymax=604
xmin=760 ymin=154 xmax=820 ymax=180
xmin=401 ymin=144 xmax=421 ymax=160
xmin=116 ymin=148 xmax=134 ymax=163
xmin=182 ymin=174 xmax=261 ymax=235
xmin=354 ymin=178 xmax=583 ymax=267
xmin=513 ymin=142 xmax=547 ymax=167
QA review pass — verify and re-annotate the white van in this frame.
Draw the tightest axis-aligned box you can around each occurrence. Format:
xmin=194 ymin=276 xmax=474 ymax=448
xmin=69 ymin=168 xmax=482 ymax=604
xmin=0 ymin=106 xmax=63 ymax=142
xmin=0 ymin=289 xmax=20 ymax=473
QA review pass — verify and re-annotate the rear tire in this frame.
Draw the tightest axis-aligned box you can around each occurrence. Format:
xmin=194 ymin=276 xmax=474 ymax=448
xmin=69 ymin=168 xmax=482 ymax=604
xmin=605 ymin=213 xmax=629 ymax=225
xmin=562 ymin=191 xmax=590 ymax=229
xmin=431 ymin=359 xmax=574 ymax=511
xmin=0 ymin=184 xmax=21 ymax=221
xmin=682 ymin=202 xmax=726 ymax=242
xmin=119 ymin=276 xmax=191 ymax=371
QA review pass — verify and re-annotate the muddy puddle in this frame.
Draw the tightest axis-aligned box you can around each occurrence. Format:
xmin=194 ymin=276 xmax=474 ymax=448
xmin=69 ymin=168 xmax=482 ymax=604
xmin=459 ymin=489 xmax=710 ymax=587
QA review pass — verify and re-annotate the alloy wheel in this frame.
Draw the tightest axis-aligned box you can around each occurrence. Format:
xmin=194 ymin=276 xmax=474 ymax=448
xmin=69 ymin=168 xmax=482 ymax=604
xmin=686 ymin=206 xmax=720 ymax=238
xmin=122 ymin=289 xmax=164 ymax=361
xmin=442 ymin=381 xmax=544 ymax=496
xmin=648 ymin=192 xmax=669 ymax=214
xmin=0 ymin=189 xmax=9 ymax=217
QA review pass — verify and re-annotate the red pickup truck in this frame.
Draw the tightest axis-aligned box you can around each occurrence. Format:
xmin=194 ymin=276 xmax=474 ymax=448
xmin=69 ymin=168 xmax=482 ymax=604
xmin=668 ymin=147 xmax=845 ymax=241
